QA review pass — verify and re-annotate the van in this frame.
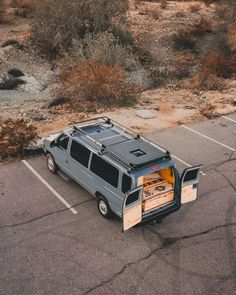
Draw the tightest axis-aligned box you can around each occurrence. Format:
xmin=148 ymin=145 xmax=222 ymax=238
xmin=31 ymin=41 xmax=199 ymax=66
xmin=43 ymin=117 xmax=202 ymax=231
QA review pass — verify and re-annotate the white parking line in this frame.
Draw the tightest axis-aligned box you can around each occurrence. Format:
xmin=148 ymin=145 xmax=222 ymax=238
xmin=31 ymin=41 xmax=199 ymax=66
xmin=182 ymin=125 xmax=236 ymax=152
xmin=222 ymin=116 xmax=236 ymax=123
xmin=152 ymin=142 xmax=206 ymax=176
xmin=171 ymin=155 xmax=206 ymax=176
xmin=22 ymin=160 xmax=78 ymax=215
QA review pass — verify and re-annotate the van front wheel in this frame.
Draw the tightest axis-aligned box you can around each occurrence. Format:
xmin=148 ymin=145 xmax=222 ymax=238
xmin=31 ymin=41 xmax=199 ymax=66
xmin=97 ymin=197 xmax=113 ymax=219
xmin=46 ymin=153 xmax=57 ymax=174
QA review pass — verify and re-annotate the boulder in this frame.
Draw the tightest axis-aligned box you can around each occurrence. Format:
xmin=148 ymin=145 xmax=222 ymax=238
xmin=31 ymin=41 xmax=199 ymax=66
xmin=8 ymin=68 xmax=25 ymax=78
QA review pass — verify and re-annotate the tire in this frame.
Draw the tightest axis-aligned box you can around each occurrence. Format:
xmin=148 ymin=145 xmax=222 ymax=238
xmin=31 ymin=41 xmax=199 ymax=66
xmin=46 ymin=153 xmax=57 ymax=174
xmin=97 ymin=196 xmax=113 ymax=219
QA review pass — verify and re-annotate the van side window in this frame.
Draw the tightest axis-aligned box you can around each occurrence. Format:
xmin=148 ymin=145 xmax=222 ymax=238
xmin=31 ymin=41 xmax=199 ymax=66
xmin=126 ymin=190 xmax=139 ymax=206
xmin=58 ymin=134 xmax=69 ymax=150
xmin=90 ymin=154 xmax=119 ymax=188
xmin=122 ymin=174 xmax=132 ymax=193
xmin=70 ymin=140 xmax=91 ymax=167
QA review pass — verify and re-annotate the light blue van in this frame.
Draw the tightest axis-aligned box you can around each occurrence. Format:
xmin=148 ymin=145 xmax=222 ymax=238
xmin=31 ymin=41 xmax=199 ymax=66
xmin=43 ymin=117 xmax=202 ymax=231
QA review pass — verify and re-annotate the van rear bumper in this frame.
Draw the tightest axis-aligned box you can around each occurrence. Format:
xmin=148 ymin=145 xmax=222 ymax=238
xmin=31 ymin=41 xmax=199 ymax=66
xmin=141 ymin=200 xmax=181 ymax=224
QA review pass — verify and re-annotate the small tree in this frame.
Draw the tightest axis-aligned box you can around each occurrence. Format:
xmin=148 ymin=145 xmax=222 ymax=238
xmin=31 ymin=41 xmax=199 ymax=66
xmin=0 ymin=119 xmax=38 ymax=158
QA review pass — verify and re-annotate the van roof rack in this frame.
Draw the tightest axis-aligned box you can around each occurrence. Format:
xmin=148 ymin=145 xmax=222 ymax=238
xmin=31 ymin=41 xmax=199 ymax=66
xmin=71 ymin=117 xmax=171 ymax=170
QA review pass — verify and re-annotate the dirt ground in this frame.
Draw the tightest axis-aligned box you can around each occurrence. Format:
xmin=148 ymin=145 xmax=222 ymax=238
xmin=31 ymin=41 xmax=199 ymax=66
xmin=0 ymin=1 xmax=235 ymax=138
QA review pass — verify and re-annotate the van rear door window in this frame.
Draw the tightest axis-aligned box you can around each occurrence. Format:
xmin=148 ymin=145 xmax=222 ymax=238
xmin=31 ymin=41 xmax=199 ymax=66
xmin=122 ymin=174 xmax=132 ymax=193
xmin=125 ymin=190 xmax=139 ymax=206
xmin=70 ymin=140 xmax=91 ymax=167
xmin=90 ymin=154 xmax=119 ymax=188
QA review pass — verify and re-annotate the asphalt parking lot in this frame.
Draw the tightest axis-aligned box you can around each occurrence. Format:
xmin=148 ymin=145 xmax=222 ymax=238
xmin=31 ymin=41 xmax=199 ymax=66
xmin=0 ymin=113 xmax=236 ymax=295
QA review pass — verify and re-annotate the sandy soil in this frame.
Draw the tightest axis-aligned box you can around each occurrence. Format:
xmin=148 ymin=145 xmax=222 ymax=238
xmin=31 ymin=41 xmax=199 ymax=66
xmin=35 ymin=85 xmax=236 ymax=137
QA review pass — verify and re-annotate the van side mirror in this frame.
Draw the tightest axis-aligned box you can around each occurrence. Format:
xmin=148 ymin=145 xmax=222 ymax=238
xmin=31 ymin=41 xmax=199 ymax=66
xmin=50 ymin=140 xmax=58 ymax=148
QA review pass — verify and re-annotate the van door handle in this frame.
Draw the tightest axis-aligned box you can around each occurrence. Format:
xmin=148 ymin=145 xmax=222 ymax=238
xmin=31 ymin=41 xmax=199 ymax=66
xmin=66 ymin=160 xmax=68 ymax=164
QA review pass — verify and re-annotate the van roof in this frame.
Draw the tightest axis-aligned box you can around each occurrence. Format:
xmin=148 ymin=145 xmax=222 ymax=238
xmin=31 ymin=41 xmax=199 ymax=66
xmin=71 ymin=117 xmax=171 ymax=170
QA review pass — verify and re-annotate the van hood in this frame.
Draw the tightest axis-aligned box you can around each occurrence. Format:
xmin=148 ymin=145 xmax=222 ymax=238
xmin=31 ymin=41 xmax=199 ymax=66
xmin=44 ymin=133 xmax=61 ymax=142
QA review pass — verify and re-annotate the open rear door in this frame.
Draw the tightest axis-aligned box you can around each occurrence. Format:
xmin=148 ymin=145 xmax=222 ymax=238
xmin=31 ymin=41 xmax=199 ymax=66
xmin=122 ymin=186 xmax=143 ymax=232
xmin=181 ymin=165 xmax=203 ymax=204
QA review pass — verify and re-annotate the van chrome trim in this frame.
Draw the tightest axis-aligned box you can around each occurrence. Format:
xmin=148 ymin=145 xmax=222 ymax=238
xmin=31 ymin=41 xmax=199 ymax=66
xmin=81 ymin=170 xmax=93 ymax=179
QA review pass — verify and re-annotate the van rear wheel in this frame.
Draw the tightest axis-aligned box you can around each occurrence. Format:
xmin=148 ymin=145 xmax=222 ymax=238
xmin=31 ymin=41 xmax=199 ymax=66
xmin=46 ymin=153 xmax=57 ymax=174
xmin=97 ymin=196 xmax=113 ymax=219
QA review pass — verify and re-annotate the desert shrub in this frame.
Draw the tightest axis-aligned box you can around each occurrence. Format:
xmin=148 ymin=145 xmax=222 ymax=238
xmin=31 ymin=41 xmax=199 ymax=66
xmin=133 ymin=33 xmax=155 ymax=66
xmin=0 ymin=0 xmax=9 ymax=23
xmin=173 ymin=18 xmax=212 ymax=51
xmin=189 ymin=4 xmax=201 ymax=13
xmin=173 ymin=51 xmax=196 ymax=79
xmin=173 ymin=30 xmax=196 ymax=51
xmin=228 ymin=25 xmax=236 ymax=52
xmin=58 ymin=60 xmax=140 ymax=110
xmin=174 ymin=11 xmax=185 ymax=18
xmin=216 ymin=3 xmax=236 ymax=24
xmin=67 ymin=33 xmax=137 ymax=70
xmin=111 ymin=26 xmax=134 ymax=46
xmin=199 ymin=100 xmax=217 ymax=119
xmin=190 ymin=73 xmax=225 ymax=91
xmin=143 ymin=7 xmax=161 ymax=19
xmin=160 ymin=0 xmax=167 ymax=9
xmin=0 ymin=118 xmax=38 ymax=158
xmin=201 ymin=50 xmax=236 ymax=79
xmin=32 ymin=0 xmax=129 ymax=58
xmin=149 ymin=67 xmax=170 ymax=87
xmin=147 ymin=7 xmax=160 ymax=19
xmin=11 ymin=0 xmax=36 ymax=17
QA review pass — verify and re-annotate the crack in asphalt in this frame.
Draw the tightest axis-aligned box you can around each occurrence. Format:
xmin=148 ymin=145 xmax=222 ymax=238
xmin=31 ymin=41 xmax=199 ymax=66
xmin=0 ymin=198 xmax=94 ymax=229
xmin=81 ymin=222 xmax=236 ymax=295
xmin=204 ymin=156 xmax=236 ymax=173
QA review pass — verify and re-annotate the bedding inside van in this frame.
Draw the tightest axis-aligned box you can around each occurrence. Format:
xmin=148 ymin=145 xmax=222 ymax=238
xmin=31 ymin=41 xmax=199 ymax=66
xmin=138 ymin=167 xmax=175 ymax=212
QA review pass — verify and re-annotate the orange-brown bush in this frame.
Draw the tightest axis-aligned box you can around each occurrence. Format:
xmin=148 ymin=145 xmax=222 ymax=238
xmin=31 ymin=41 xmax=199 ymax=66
xmin=190 ymin=73 xmax=225 ymax=91
xmin=201 ymin=50 xmax=236 ymax=79
xmin=0 ymin=118 xmax=38 ymax=158
xmin=32 ymin=0 xmax=129 ymax=58
xmin=59 ymin=60 xmax=140 ymax=110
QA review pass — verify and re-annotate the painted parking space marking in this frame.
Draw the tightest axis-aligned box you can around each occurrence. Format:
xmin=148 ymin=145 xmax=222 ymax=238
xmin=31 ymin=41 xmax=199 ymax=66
xmin=155 ymin=144 xmax=206 ymax=176
xmin=171 ymin=154 xmax=206 ymax=176
xmin=222 ymin=116 xmax=236 ymax=123
xmin=22 ymin=160 xmax=78 ymax=215
xmin=182 ymin=125 xmax=236 ymax=152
